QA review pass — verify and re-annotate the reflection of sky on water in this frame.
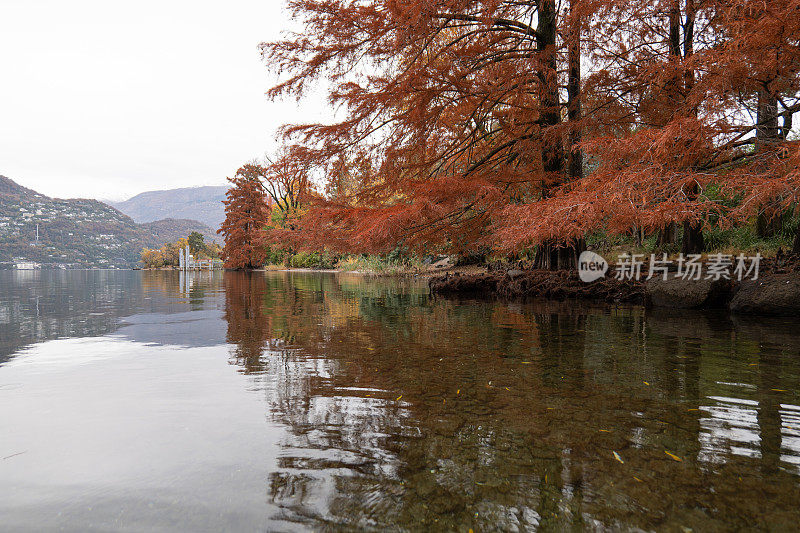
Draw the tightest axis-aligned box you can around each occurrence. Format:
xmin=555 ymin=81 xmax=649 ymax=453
xmin=700 ymin=395 xmax=762 ymax=461
xmin=115 ymin=310 xmax=227 ymax=348
xmin=0 ymin=270 xmax=224 ymax=362
xmin=258 ymin=351 xmax=413 ymax=527
xmin=781 ymin=404 xmax=800 ymax=472
xmin=699 ymin=392 xmax=800 ymax=474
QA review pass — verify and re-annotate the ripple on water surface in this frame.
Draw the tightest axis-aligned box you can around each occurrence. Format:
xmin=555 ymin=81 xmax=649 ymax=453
xmin=0 ymin=269 xmax=799 ymax=531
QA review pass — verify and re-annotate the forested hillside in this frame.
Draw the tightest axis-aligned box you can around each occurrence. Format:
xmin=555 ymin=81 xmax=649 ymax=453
xmin=0 ymin=176 xmax=219 ymax=267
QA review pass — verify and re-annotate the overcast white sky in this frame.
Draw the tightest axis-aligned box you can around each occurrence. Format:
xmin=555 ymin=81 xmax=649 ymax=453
xmin=0 ymin=0 xmax=326 ymax=201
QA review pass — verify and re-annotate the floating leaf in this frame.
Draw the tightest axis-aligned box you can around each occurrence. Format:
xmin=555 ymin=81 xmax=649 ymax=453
xmin=396 ymin=395 xmax=402 ymax=401
xmin=665 ymin=451 xmax=682 ymax=462
xmin=643 ymin=381 xmax=650 ymax=386
xmin=613 ymin=451 xmax=624 ymax=464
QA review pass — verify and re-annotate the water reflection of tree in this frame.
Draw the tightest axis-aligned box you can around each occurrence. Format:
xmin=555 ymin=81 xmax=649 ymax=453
xmin=223 ymin=271 xmax=273 ymax=371
xmin=221 ymin=272 xmax=800 ymax=531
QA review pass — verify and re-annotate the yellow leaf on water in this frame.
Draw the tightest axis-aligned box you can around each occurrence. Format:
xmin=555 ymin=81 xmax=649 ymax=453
xmin=643 ymin=381 xmax=650 ymax=386
xmin=599 ymin=429 xmax=611 ymax=432
xmin=504 ymin=387 xmax=510 ymax=391
xmin=687 ymin=408 xmax=699 ymax=411
xmin=396 ymin=395 xmax=402 ymax=401
xmin=633 ymin=476 xmax=642 ymax=482
xmin=771 ymin=389 xmax=788 ymax=392
xmin=613 ymin=451 xmax=624 ymax=464
xmin=457 ymin=389 xmax=460 ymax=395
xmin=521 ymin=361 xmax=532 ymax=364
xmin=665 ymin=451 xmax=682 ymax=462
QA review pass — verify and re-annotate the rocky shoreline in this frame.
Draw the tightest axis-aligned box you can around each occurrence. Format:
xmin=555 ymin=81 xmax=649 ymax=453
xmin=429 ymin=256 xmax=800 ymax=316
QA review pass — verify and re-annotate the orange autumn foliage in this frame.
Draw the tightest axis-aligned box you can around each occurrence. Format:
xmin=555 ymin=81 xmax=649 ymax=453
xmin=218 ymin=172 xmax=270 ymax=269
xmin=255 ymin=0 xmax=800 ymax=257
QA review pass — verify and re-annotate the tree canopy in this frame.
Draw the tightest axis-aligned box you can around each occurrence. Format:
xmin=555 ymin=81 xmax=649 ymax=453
xmin=220 ymin=0 xmax=800 ymax=268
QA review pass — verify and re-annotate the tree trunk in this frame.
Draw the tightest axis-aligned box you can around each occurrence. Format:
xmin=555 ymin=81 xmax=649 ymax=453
xmin=683 ymin=0 xmax=696 ymax=99
xmin=781 ymin=102 xmax=794 ymax=139
xmin=635 ymin=226 xmax=646 ymax=247
xmin=754 ymin=87 xmax=782 ymax=239
xmin=756 ymin=206 xmax=783 ymax=239
xmin=682 ymin=220 xmax=704 ymax=255
xmin=792 ymin=226 xmax=800 ymax=255
xmin=681 ymin=179 xmax=704 ymax=254
xmin=531 ymin=0 xmax=586 ymax=272
xmin=657 ymin=222 xmax=679 ymax=247
xmin=756 ymin=89 xmax=780 ymax=150
xmin=532 ymin=0 xmax=580 ymax=271
xmin=537 ymin=0 xmax=563 ymax=190
xmin=567 ymin=0 xmax=583 ymax=181
xmin=534 ymin=239 xmax=586 ymax=271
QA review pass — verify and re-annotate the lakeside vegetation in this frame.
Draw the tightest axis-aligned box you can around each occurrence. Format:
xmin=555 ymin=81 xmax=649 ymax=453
xmin=140 ymin=231 xmax=222 ymax=269
xmin=216 ymin=1 xmax=800 ymax=273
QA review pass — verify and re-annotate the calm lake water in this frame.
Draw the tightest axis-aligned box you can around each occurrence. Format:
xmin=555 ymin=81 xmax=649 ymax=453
xmin=1 ymin=270 xmax=799 ymax=531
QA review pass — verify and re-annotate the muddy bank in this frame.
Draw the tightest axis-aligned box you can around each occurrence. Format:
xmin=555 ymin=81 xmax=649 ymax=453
xmin=429 ymin=257 xmax=800 ymax=316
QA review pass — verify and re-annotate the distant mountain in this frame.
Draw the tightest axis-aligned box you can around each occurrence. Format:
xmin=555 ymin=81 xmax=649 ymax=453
xmin=110 ymin=185 xmax=228 ymax=230
xmin=139 ymin=218 xmax=221 ymax=246
xmin=0 ymin=176 xmax=220 ymax=268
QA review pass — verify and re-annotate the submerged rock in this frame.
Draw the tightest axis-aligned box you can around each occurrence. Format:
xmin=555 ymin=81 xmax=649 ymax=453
xmin=431 ymin=256 xmax=455 ymax=269
xmin=506 ymin=269 xmax=524 ymax=279
xmin=730 ymin=273 xmax=800 ymax=316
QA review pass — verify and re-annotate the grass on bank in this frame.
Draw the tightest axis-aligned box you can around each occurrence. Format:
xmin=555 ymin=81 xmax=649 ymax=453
xmin=262 ymin=248 xmax=427 ymax=274
xmin=591 ymin=222 xmax=797 ymax=264
xmin=259 ymin=220 xmax=797 ymax=273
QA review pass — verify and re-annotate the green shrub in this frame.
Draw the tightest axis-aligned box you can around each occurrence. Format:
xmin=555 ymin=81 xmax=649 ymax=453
xmin=703 ymin=224 xmax=792 ymax=254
